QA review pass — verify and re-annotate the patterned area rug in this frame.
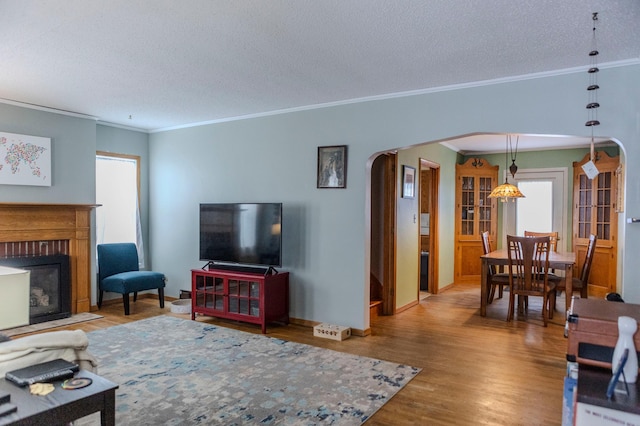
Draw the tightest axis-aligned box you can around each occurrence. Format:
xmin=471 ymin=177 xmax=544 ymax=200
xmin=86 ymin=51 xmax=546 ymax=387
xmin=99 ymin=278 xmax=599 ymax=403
xmin=86 ymin=316 xmax=420 ymax=425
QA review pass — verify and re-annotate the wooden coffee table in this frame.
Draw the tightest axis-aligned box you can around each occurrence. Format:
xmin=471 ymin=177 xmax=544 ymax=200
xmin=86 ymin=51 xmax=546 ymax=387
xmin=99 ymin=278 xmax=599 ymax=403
xmin=0 ymin=370 xmax=118 ymax=426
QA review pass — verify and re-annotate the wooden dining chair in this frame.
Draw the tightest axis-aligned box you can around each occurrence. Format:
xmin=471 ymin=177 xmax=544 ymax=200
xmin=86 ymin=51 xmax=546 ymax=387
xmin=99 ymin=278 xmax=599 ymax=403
xmin=481 ymin=231 xmax=511 ymax=303
xmin=554 ymin=234 xmax=597 ymax=300
xmin=524 ymin=231 xmax=559 ymax=252
xmin=506 ymin=235 xmax=557 ymax=327
xmin=525 ymin=230 xmax=560 ymax=279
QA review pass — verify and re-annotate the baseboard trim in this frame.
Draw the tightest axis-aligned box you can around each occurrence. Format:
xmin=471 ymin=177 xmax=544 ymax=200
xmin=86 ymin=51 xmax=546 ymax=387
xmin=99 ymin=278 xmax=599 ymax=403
xmin=438 ymin=282 xmax=456 ymax=292
xmin=91 ymin=300 xmax=371 ymax=338
xmin=395 ymin=299 xmax=418 ymax=314
xmin=91 ymin=292 xmax=168 ymax=311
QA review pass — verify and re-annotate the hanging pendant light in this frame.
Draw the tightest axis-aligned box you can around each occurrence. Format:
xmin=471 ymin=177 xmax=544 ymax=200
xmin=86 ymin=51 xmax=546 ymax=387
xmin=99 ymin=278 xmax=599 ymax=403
xmin=489 ymin=134 xmax=525 ymax=202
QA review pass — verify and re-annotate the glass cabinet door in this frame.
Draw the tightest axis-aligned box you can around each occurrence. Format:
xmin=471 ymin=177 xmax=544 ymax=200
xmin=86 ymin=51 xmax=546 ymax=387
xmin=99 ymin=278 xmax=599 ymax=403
xmin=228 ymin=278 xmax=260 ymax=317
xmin=458 ymin=174 xmax=494 ymax=237
xmin=595 ymin=171 xmax=612 ymax=240
xmin=576 ymin=174 xmax=592 ymax=238
xmin=194 ymin=275 xmax=224 ymax=311
xmin=478 ymin=177 xmax=492 ymax=235
xmin=572 ymin=151 xmax=619 ymax=298
xmin=454 ymin=158 xmax=498 ymax=284
xmin=576 ymin=170 xmax=613 ymax=240
xmin=460 ymin=176 xmax=475 ymax=235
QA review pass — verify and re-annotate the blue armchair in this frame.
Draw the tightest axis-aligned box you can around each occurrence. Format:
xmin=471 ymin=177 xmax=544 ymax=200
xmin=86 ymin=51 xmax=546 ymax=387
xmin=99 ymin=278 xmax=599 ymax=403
xmin=97 ymin=243 xmax=166 ymax=315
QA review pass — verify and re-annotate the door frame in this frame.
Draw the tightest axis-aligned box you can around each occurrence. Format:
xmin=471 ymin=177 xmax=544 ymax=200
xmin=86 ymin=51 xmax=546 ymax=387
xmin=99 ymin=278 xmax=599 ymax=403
xmin=381 ymin=153 xmax=397 ymax=315
xmin=420 ymin=158 xmax=440 ymax=294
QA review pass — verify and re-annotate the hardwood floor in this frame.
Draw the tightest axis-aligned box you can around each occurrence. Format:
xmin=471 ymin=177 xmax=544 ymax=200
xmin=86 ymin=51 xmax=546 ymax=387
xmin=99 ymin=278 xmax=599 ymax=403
xmin=22 ymin=284 xmax=569 ymax=425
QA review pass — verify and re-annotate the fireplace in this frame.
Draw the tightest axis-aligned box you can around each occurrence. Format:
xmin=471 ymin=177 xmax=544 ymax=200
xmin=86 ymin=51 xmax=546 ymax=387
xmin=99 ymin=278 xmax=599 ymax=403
xmin=0 ymin=203 xmax=97 ymax=316
xmin=0 ymin=255 xmax=71 ymax=324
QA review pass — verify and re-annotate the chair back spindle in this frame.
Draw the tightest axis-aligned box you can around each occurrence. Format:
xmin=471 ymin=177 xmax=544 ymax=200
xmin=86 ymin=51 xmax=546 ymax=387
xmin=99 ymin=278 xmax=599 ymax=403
xmin=524 ymin=230 xmax=559 ymax=252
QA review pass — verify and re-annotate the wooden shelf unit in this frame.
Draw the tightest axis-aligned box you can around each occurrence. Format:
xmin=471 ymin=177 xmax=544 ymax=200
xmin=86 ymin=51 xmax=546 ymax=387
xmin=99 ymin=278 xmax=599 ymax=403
xmin=191 ymin=267 xmax=289 ymax=333
xmin=454 ymin=158 xmax=498 ymax=284
xmin=572 ymin=151 xmax=619 ymax=298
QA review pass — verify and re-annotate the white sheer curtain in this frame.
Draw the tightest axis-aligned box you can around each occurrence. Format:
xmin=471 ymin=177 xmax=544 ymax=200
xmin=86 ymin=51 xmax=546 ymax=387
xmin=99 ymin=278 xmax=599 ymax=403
xmin=516 ymin=180 xmax=553 ymax=236
xmin=96 ymin=154 xmax=145 ymax=268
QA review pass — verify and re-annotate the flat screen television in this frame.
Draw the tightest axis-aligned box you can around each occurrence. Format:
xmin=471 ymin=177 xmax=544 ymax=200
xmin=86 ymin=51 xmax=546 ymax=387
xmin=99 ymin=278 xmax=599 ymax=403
xmin=199 ymin=203 xmax=282 ymax=267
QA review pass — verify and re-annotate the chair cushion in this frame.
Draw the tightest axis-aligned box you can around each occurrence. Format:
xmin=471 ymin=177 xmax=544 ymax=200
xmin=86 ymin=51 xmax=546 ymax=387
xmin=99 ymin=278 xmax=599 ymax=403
xmin=101 ymin=271 xmax=166 ymax=294
xmin=547 ymin=273 xmax=563 ymax=282
xmin=547 ymin=275 xmax=584 ymax=291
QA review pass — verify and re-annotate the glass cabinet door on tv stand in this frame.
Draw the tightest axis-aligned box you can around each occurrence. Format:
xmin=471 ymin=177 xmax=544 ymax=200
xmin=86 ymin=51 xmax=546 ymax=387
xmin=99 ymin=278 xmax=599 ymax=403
xmin=191 ymin=267 xmax=289 ymax=333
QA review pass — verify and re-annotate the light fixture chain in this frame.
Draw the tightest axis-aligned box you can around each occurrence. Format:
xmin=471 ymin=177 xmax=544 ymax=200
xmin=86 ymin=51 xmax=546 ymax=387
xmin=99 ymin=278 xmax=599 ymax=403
xmin=586 ymin=12 xmax=600 ymax=129
xmin=586 ymin=11 xmax=600 ymax=163
xmin=509 ymin=135 xmax=519 ymax=163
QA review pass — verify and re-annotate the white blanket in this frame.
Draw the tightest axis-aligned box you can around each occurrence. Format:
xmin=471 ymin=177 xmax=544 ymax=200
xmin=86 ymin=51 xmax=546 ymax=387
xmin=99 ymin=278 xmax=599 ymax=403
xmin=0 ymin=330 xmax=98 ymax=377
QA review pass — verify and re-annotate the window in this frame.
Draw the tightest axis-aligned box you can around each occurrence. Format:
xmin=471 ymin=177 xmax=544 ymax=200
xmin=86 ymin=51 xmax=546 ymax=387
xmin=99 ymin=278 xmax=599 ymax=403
xmin=503 ymin=168 xmax=568 ymax=251
xmin=516 ymin=181 xmax=553 ymax=235
xmin=96 ymin=152 xmax=145 ymax=267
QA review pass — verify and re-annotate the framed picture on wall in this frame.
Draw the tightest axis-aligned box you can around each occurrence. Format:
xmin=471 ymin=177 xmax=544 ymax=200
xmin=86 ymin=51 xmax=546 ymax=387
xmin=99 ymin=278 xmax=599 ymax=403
xmin=0 ymin=131 xmax=51 ymax=186
xmin=317 ymin=145 xmax=347 ymax=188
xmin=402 ymin=165 xmax=416 ymax=198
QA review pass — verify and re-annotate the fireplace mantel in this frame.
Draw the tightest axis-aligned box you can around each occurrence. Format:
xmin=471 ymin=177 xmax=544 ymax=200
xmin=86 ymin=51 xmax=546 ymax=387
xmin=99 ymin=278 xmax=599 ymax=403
xmin=0 ymin=203 xmax=99 ymax=314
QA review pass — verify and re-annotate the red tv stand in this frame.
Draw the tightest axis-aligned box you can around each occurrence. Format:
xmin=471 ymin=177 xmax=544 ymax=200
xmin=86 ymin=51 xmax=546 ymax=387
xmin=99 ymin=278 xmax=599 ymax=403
xmin=191 ymin=266 xmax=289 ymax=333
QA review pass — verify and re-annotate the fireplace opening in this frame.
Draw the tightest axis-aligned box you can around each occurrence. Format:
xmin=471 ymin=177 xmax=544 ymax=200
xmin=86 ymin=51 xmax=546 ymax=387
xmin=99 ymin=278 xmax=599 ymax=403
xmin=0 ymin=255 xmax=71 ymax=324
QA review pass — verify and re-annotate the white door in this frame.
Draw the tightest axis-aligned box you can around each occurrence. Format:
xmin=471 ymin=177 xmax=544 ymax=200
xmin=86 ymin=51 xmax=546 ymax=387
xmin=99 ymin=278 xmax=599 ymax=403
xmin=503 ymin=168 xmax=568 ymax=251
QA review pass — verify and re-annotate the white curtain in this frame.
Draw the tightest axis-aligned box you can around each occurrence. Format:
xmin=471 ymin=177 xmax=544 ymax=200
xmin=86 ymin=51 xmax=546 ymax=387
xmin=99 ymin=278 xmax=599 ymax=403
xmin=96 ymin=155 xmax=145 ymax=268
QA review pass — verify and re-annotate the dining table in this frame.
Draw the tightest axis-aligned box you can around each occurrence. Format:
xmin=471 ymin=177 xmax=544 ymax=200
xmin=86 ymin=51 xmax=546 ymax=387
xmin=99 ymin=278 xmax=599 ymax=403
xmin=480 ymin=248 xmax=576 ymax=316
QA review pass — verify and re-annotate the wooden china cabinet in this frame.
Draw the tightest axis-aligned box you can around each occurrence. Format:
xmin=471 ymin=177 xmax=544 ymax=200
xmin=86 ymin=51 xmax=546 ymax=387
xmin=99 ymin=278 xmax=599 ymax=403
xmin=573 ymin=151 xmax=620 ymax=298
xmin=454 ymin=158 xmax=499 ymax=284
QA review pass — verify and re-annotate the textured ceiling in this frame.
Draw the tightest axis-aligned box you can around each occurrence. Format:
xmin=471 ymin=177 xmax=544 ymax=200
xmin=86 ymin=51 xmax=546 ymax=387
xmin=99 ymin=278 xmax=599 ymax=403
xmin=0 ymin=0 xmax=638 ymax=141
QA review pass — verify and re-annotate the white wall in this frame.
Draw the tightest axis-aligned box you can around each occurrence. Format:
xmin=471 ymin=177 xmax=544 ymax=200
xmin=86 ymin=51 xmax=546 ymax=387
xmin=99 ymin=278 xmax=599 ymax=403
xmin=149 ymin=64 xmax=640 ymax=331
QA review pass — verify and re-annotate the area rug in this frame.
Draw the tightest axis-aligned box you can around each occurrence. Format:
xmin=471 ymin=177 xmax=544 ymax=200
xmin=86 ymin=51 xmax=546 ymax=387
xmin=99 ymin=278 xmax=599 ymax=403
xmin=2 ymin=312 xmax=103 ymax=337
xmin=86 ymin=315 xmax=420 ymax=425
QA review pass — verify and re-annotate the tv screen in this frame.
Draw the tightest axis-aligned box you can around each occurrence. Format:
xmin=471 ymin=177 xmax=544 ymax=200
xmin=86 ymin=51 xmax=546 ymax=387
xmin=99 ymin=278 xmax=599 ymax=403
xmin=199 ymin=203 xmax=282 ymax=267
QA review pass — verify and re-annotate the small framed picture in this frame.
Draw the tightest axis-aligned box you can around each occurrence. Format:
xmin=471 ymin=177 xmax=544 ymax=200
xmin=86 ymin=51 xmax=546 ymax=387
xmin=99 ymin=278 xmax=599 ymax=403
xmin=317 ymin=145 xmax=347 ymax=189
xmin=402 ymin=165 xmax=416 ymax=198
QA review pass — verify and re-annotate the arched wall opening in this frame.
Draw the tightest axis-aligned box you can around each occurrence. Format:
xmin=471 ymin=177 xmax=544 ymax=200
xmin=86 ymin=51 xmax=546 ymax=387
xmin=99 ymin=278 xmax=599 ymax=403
xmin=364 ymin=132 xmax=625 ymax=331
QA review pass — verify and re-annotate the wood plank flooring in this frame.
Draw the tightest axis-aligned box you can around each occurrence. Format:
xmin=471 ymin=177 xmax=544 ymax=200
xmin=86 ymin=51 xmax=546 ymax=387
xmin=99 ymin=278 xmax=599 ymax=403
xmin=16 ymin=284 xmax=569 ymax=425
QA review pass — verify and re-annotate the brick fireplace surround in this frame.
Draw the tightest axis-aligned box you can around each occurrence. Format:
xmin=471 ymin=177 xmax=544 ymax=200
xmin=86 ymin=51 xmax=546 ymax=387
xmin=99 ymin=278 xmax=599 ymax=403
xmin=0 ymin=203 xmax=97 ymax=315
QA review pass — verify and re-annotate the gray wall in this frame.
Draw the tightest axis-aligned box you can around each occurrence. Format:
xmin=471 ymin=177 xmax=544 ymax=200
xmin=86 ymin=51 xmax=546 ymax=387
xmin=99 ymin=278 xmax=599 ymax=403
xmin=149 ymin=64 xmax=640 ymax=331
xmin=2 ymin=64 xmax=638 ymax=331
xmin=0 ymin=103 xmax=99 ymax=302
xmin=0 ymin=105 xmax=153 ymax=306
xmin=0 ymin=103 xmax=96 ymax=204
